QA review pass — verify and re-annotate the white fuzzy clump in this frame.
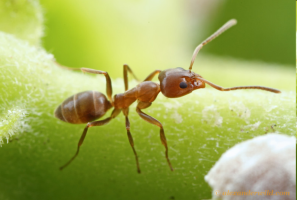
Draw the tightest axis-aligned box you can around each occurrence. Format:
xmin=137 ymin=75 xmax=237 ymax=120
xmin=0 ymin=107 xmax=30 ymax=146
xmin=202 ymin=105 xmax=223 ymax=127
xmin=205 ymin=133 xmax=296 ymax=200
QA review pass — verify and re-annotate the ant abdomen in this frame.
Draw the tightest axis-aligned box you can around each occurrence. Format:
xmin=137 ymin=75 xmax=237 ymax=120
xmin=55 ymin=91 xmax=112 ymax=124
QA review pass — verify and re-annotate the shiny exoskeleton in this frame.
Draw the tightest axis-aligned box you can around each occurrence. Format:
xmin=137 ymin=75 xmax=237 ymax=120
xmin=55 ymin=19 xmax=281 ymax=173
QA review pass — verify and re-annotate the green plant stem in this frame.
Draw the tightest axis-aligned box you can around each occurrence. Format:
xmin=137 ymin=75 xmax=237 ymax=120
xmin=0 ymin=32 xmax=295 ymax=200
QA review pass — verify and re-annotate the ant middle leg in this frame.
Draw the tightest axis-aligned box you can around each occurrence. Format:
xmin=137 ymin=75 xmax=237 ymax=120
xmin=122 ymin=108 xmax=141 ymax=173
xmin=123 ymin=64 xmax=139 ymax=91
xmin=59 ymin=108 xmax=121 ymax=170
xmin=136 ymin=102 xmax=174 ymax=171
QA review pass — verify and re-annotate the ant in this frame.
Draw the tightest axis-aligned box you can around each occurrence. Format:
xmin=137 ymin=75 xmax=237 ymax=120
xmin=55 ymin=19 xmax=280 ymax=173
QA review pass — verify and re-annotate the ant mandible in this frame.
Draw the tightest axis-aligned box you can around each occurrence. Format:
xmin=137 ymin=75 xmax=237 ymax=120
xmin=55 ymin=19 xmax=281 ymax=173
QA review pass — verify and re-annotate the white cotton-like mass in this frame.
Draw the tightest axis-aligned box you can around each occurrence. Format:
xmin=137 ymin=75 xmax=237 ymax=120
xmin=205 ymin=134 xmax=296 ymax=200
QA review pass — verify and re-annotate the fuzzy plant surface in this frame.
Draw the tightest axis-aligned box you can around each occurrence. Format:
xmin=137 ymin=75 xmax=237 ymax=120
xmin=0 ymin=1 xmax=295 ymax=200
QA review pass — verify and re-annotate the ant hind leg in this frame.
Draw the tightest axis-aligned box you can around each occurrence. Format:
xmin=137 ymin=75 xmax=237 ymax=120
xmin=59 ymin=108 xmax=121 ymax=170
xmin=81 ymin=68 xmax=113 ymax=104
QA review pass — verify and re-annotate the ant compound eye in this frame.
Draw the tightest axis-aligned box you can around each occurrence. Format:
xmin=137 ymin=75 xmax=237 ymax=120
xmin=179 ymin=82 xmax=188 ymax=89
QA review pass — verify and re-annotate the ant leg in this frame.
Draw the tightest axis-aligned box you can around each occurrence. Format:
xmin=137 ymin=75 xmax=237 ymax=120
xmin=60 ymin=108 xmax=121 ymax=170
xmin=136 ymin=102 xmax=174 ymax=171
xmin=55 ymin=62 xmax=82 ymax=71
xmin=81 ymin=68 xmax=113 ymax=103
xmin=123 ymin=108 xmax=141 ymax=173
xmin=123 ymin=64 xmax=139 ymax=91
xmin=143 ymin=70 xmax=161 ymax=81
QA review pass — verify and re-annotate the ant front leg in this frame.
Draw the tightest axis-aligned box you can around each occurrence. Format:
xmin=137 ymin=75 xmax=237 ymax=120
xmin=81 ymin=68 xmax=113 ymax=103
xmin=136 ymin=101 xmax=174 ymax=171
xmin=60 ymin=108 xmax=121 ymax=170
xmin=143 ymin=70 xmax=161 ymax=81
xmin=122 ymin=108 xmax=141 ymax=173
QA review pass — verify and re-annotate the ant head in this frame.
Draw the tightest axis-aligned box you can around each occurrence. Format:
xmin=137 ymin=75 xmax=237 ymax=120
xmin=157 ymin=20 xmax=280 ymax=97
xmin=157 ymin=20 xmax=238 ymax=98
xmin=158 ymin=67 xmax=205 ymax=98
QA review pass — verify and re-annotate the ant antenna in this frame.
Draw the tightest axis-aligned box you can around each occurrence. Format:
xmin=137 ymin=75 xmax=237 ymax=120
xmin=196 ymin=77 xmax=281 ymax=93
xmin=189 ymin=19 xmax=237 ymax=71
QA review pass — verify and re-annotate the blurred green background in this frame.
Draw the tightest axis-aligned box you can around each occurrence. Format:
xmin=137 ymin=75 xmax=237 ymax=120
xmin=40 ymin=0 xmax=295 ymax=79
xmin=201 ymin=0 xmax=295 ymax=66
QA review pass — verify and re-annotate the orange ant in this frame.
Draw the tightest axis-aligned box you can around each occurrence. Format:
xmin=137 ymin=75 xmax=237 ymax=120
xmin=55 ymin=19 xmax=280 ymax=173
